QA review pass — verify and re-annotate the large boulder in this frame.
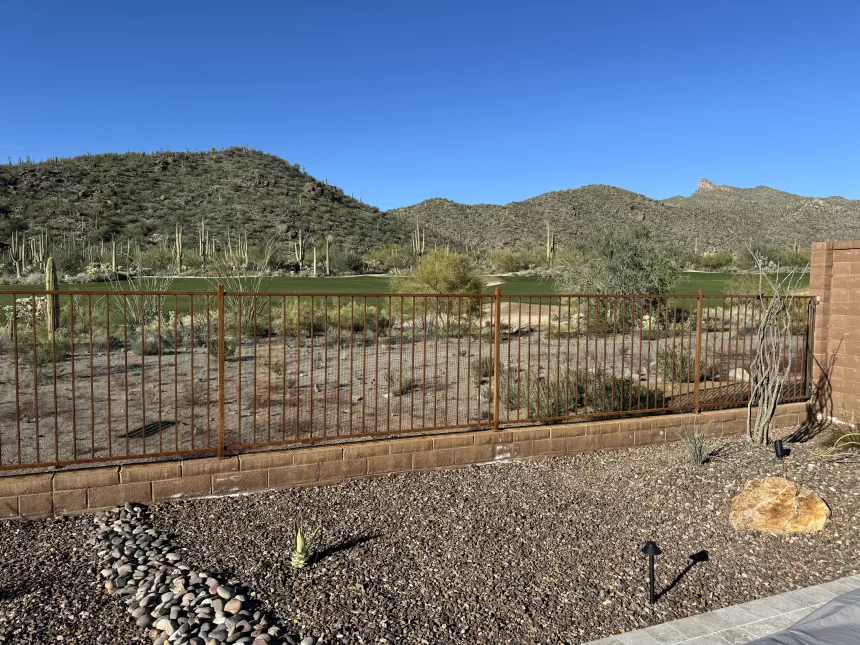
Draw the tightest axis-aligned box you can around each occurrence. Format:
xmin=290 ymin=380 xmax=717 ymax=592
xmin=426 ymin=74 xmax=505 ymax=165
xmin=729 ymin=477 xmax=830 ymax=534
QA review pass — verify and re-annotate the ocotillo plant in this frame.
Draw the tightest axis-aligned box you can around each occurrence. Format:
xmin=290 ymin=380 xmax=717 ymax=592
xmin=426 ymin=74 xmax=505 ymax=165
xmin=45 ymin=257 xmax=60 ymax=332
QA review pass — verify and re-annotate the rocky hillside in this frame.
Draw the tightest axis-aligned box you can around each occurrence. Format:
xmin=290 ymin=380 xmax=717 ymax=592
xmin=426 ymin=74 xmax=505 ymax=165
xmin=0 ymin=147 xmax=417 ymax=252
xmin=393 ymin=179 xmax=860 ymax=251
xmin=2 ymin=144 xmax=858 ymax=256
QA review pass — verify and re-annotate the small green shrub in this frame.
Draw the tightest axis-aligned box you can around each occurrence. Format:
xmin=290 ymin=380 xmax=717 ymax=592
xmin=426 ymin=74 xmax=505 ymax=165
xmin=655 ymin=347 xmax=703 ymax=383
xmin=696 ymin=250 xmax=734 ymax=271
xmin=471 ymin=356 xmax=505 ymax=383
xmin=383 ymin=370 xmax=418 ymax=396
xmin=500 ymin=367 xmax=664 ymax=419
xmin=485 ymin=249 xmax=531 ymax=273
xmin=679 ymin=421 xmax=711 ymax=465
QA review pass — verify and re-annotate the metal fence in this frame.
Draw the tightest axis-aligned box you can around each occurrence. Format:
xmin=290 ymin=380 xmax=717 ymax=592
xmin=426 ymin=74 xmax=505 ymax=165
xmin=0 ymin=287 xmax=815 ymax=470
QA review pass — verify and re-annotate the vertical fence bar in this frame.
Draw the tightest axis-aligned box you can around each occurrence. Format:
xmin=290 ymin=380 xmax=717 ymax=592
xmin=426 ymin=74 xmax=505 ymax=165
xmin=493 ymin=288 xmax=501 ymax=431
xmin=693 ymin=289 xmax=703 ymax=413
xmin=217 ymin=284 xmax=226 ymax=460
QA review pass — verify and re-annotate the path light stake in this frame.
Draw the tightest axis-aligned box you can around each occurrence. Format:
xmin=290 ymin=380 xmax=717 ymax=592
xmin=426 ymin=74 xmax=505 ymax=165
xmin=641 ymin=541 xmax=662 ymax=604
xmin=774 ymin=439 xmax=785 ymax=460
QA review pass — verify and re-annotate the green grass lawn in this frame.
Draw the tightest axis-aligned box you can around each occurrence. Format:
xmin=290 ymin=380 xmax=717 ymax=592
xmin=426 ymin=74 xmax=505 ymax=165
xmin=0 ymin=271 xmax=809 ymax=302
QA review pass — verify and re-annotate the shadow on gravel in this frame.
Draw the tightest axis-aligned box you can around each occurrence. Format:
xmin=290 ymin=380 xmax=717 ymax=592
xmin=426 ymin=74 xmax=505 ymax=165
xmin=657 ymin=550 xmax=709 ymax=601
xmin=313 ymin=534 xmax=379 ymax=564
xmin=0 ymin=577 xmax=41 ymax=601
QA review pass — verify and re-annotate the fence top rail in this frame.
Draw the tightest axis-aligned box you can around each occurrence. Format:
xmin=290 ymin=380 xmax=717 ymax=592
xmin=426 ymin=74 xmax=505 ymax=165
xmin=0 ymin=288 xmax=816 ymax=302
xmin=0 ymin=289 xmax=217 ymax=297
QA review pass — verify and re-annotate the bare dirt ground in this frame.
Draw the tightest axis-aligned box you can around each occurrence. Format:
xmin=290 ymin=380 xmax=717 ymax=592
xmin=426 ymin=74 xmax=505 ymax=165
xmin=0 ymin=314 xmax=808 ymax=472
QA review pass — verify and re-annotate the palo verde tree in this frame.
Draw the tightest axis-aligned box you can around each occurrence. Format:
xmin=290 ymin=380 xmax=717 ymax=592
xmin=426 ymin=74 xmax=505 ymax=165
xmin=554 ymin=224 xmax=680 ymax=296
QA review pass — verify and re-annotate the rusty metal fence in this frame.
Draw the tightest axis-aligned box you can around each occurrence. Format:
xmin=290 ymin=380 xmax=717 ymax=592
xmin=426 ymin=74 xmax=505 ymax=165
xmin=0 ymin=287 xmax=814 ymax=471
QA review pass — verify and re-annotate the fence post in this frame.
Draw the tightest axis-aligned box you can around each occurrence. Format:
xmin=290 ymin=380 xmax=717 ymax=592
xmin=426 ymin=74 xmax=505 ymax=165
xmin=693 ymin=289 xmax=703 ymax=414
xmin=493 ymin=287 xmax=502 ymax=431
xmin=217 ymin=283 xmax=226 ymax=459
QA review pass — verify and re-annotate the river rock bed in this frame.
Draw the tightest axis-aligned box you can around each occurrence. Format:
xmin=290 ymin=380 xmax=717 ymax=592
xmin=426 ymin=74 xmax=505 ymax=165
xmin=94 ymin=503 xmax=314 ymax=645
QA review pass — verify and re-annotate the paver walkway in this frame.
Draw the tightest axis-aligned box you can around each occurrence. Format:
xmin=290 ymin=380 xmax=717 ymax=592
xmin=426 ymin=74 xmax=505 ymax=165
xmin=585 ymin=574 xmax=860 ymax=645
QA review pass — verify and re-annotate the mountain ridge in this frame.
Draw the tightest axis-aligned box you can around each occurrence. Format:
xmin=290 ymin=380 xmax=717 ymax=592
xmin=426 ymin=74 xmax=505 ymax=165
xmin=2 ymin=148 xmax=859 ymax=257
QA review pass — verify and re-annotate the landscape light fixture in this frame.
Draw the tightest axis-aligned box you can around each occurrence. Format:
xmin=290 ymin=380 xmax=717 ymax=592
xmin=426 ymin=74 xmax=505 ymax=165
xmin=774 ymin=439 xmax=785 ymax=460
xmin=641 ymin=541 xmax=662 ymax=605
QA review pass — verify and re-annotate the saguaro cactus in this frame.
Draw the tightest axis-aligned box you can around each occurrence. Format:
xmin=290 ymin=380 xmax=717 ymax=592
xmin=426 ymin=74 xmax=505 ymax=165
xmin=325 ymin=236 xmax=331 ymax=276
xmin=546 ymin=223 xmax=556 ymax=266
xmin=293 ymin=230 xmax=305 ymax=268
xmin=174 ymin=224 xmax=184 ymax=273
xmin=412 ymin=216 xmax=425 ymax=257
xmin=198 ymin=219 xmax=213 ymax=268
xmin=9 ymin=231 xmax=24 ymax=278
xmin=45 ymin=257 xmax=60 ymax=332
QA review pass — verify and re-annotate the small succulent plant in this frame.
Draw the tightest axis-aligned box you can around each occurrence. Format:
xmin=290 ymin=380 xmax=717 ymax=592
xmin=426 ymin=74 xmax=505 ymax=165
xmin=290 ymin=522 xmax=312 ymax=569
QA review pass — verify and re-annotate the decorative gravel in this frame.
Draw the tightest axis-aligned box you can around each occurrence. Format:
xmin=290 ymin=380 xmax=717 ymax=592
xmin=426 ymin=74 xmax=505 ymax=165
xmin=0 ymin=433 xmax=857 ymax=645
xmin=0 ymin=513 xmax=148 ymax=644
xmin=150 ymin=435 xmax=859 ymax=645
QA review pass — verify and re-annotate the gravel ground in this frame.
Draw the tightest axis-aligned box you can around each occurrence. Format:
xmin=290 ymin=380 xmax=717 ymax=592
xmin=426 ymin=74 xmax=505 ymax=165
xmin=1 ymin=433 xmax=856 ymax=645
xmin=147 ymin=434 xmax=859 ymax=645
xmin=0 ymin=513 xmax=148 ymax=644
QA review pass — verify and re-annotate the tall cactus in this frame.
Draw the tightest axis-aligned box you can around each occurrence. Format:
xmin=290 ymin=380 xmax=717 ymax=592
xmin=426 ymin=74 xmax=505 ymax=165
xmin=198 ymin=219 xmax=212 ymax=268
xmin=293 ymin=230 xmax=305 ymax=268
xmin=325 ymin=236 xmax=331 ymax=276
xmin=312 ymin=246 xmax=317 ymax=277
xmin=9 ymin=231 xmax=24 ymax=278
xmin=174 ymin=223 xmax=184 ymax=273
xmin=411 ymin=216 xmax=425 ymax=257
xmin=546 ymin=223 xmax=556 ymax=266
xmin=45 ymin=257 xmax=60 ymax=332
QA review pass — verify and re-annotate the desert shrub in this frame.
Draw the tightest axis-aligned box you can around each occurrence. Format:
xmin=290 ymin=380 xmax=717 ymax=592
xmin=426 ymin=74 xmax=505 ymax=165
xmin=679 ymin=419 xmax=711 ymax=465
xmin=555 ymin=224 xmax=680 ymax=296
xmin=471 ymin=355 xmax=505 ymax=383
xmin=383 ymin=370 xmax=418 ymax=396
xmin=16 ymin=330 xmax=72 ymax=384
xmin=327 ymin=248 xmax=365 ymax=275
xmin=696 ymin=306 xmax=731 ymax=332
xmin=51 ymin=244 xmax=87 ymax=277
xmin=139 ymin=246 xmax=174 ymax=273
xmin=328 ymin=303 xmax=390 ymax=334
xmin=655 ymin=347 xmax=703 ymax=383
xmin=362 ymin=244 xmax=411 ymax=272
xmin=485 ymin=249 xmax=531 ymax=273
xmin=696 ymin=250 xmax=734 ymax=271
xmin=725 ymin=273 xmax=768 ymax=296
xmin=393 ymin=250 xmax=486 ymax=295
xmin=501 ymin=367 xmax=664 ymax=418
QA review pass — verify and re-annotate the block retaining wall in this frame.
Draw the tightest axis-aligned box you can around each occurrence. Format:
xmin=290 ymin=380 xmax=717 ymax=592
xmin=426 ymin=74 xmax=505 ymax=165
xmin=810 ymin=240 xmax=860 ymax=421
xmin=0 ymin=402 xmax=807 ymax=521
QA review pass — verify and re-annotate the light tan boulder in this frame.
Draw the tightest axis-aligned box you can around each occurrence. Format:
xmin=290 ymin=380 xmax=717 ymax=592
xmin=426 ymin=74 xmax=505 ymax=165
xmin=729 ymin=477 xmax=830 ymax=534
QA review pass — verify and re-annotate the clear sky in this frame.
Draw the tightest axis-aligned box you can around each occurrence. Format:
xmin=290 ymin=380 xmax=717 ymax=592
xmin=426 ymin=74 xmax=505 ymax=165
xmin=2 ymin=1 xmax=858 ymax=210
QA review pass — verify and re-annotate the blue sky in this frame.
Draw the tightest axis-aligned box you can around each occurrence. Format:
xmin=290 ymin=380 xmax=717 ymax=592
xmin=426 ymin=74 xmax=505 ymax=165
xmin=2 ymin=1 xmax=859 ymax=210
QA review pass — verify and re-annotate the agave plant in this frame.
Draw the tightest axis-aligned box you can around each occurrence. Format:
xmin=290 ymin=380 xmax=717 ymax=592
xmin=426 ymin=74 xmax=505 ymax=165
xmin=290 ymin=522 xmax=312 ymax=569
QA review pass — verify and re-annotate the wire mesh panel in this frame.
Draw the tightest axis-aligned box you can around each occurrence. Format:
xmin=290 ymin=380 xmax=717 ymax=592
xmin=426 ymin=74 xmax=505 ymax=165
xmin=0 ymin=290 xmax=217 ymax=469
xmin=0 ymin=287 xmax=814 ymax=469
xmin=222 ymin=293 xmax=497 ymax=450
xmin=495 ymin=293 xmax=813 ymax=424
